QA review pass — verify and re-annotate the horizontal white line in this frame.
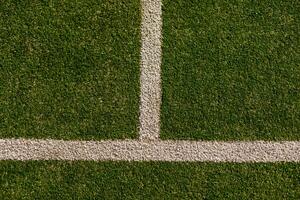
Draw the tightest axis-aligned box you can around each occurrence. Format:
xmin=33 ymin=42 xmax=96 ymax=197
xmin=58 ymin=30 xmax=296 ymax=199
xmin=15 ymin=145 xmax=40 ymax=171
xmin=1 ymin=139 xmax=299 ymax=162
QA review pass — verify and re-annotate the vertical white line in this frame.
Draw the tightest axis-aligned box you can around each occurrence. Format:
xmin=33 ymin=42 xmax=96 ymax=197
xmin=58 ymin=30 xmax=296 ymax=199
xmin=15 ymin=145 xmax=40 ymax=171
xmin=139 ymin=0 xmax=162 ymax=140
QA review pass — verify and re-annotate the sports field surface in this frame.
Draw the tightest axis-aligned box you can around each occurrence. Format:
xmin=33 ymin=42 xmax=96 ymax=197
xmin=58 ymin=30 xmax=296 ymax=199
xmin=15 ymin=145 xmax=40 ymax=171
xmin=2 ymin=162 xmax=300 ymax=199
xmin=161 ymin=0 xmax=300 ymax=140
xmin=1 ymin=0 xmax=300 ymax=198
xmin=1 ymin=0 xmax=141 ymax=140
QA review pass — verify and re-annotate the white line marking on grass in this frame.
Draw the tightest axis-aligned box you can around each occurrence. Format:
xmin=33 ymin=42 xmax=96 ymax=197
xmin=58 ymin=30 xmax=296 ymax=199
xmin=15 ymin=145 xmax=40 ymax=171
xmin=139 ymin=0 xmax=162 ymax=140
xmin=1 ymin=139 xmax=300 ymax=162
xmin=2 ymin=0 xmax=299 ymax=164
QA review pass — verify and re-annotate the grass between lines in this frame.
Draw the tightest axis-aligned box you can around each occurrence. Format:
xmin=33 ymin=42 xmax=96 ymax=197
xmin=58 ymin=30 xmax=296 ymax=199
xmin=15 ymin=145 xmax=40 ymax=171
xmin=161 ymin=0 xmax=300 ymax=140
xmin=0 ymin=0 xmax=141 ymax=140
xmin=0 ymin=161 xmax=299 ymax=199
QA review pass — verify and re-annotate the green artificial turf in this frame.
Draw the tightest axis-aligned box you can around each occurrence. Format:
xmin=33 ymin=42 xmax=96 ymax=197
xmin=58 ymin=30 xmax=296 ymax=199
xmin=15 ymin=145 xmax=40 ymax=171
xmin=0 ymin=0 xmax=141 ymax=139
xmin=0 ymin=161 xmax=299 ymax=199
xmin=161 ymin=0 xmax=300 ymax=140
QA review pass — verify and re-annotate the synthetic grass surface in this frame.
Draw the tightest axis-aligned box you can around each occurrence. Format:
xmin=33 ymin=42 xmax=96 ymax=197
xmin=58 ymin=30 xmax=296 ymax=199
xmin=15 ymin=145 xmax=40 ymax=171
xmin=1 ymin=161 xmax=299 ymax=199
xmin=0 ymin=0 xmax=141 ymax=139
xmin=161 ymin=0 xmax=300 ymax=140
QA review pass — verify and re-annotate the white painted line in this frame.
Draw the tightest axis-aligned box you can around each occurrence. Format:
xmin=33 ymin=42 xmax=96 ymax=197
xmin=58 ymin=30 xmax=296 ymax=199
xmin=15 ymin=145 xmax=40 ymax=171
xmin=1 ymin=139 xmax=300 ymax=162
xmin=2 ymin=0 xmax=299 ymax=164
xmin=139 ymin=0 xmax=162 ymax=140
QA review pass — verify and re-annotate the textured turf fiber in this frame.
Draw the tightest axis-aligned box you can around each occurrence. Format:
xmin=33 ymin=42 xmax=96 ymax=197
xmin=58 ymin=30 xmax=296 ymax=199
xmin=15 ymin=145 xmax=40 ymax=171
xmin=161 ymin=0 xmax=300 ymax=140
xmin=0 ymin=0 xmax=141 ymax=139
xmin=1 ymin=161 xmax=299 ymax=199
